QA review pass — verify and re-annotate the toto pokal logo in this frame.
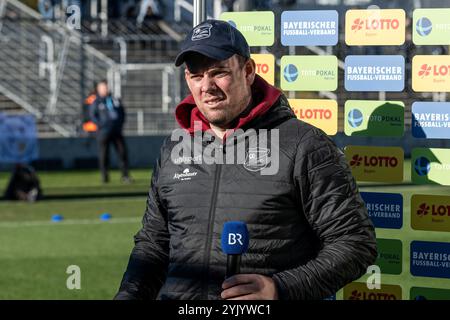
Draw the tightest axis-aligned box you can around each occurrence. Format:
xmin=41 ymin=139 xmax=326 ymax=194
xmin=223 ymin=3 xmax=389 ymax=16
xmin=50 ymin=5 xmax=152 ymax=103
xmin=414 ymin=156 xmax=431 ymax=176
xmin=192 ymin=23 xmax=213 ymax=41
xmin=350 ymin=154 xmax=398 ymax=168
xmin=351 ymin=17 xmax=400 ymax=32
xmin=348 ymin=108 xmax=364 ymax=128
xmin=283 ymin=64 xmax=298 ymax=82
xmin=416 ymin=17 xmax=433 ymax=36
xmin=244 ymin=148 xmax=271 ymax=172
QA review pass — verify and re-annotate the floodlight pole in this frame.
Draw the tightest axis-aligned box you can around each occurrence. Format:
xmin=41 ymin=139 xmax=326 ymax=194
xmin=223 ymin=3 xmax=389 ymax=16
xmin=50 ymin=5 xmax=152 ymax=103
xmin=193 ymin=0 xmax=207 ymax=27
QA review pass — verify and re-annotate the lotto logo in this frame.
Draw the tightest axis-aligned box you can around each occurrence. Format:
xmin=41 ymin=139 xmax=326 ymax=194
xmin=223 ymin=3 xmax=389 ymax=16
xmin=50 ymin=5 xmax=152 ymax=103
xmin=412 ymin=56 xmax=450 ymax=92
xmin=348 ymin=290 xmax=397 ymax=300
xmin=297 ymin=109 xmax=333 ymax=120
xmin=350 ymin=155 xmax=399 ymax=168
xmin=251 ymin=54 xmax=275 ymax=85
xmin=418 ymin=64 xmax=450 ymax=78
xmin=417 ymin=203 xmax=450 ymax=217
xmin=351 ymin=18 xmax=400 ymax=31
xmin=412 ymin=195 xmax=450 ymax=232
xmin=345 ymin=146 xmax=404 ymax=183
xmin=345 ymin=9 xmax=405 ymax=45
xmin=256 ymin=64 xmax=269 ymax=74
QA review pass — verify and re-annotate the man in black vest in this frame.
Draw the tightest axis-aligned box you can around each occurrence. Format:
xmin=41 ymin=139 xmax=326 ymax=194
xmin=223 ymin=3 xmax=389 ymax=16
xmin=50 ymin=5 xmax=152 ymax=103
xmin=115 ymin=20 xmax=377 ymax=300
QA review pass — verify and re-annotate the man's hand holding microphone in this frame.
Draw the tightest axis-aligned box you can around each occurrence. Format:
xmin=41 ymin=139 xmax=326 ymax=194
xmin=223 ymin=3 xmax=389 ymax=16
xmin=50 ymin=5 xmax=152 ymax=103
xmin=220 ymin=221 xmax=279 ymax=300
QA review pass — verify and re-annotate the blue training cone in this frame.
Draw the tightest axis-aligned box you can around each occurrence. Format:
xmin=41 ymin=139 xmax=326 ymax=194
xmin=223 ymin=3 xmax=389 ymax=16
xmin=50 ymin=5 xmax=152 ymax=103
xmin=51 ymin=214 xmax=64 ymax=222
xmin=100 ymin=213 xmax=112 ymax=221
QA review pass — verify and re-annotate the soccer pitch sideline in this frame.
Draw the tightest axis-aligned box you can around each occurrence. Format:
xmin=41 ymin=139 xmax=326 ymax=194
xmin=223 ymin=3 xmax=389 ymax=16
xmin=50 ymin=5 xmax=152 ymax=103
xmin=0 ymin=161 xmax=449 ymax=300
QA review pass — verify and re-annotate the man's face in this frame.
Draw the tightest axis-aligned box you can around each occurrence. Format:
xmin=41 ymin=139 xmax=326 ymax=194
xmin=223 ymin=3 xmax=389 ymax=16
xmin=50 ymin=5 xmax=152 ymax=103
xmin=184 ymin=54 xmax=255 ymax=128
xmin=97 ymin=82 xmax=109 ymax=98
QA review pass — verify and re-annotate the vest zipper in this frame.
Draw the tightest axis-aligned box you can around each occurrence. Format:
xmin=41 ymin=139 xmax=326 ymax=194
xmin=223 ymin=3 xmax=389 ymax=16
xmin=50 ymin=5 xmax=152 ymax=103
xmin=202 ymin=163 xmax=222 ymax=299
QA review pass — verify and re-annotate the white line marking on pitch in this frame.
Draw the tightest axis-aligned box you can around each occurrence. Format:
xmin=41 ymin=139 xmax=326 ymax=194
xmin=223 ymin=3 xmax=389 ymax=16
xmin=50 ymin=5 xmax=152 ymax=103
xmin=0 ymin=217 xmax=141 ymax=228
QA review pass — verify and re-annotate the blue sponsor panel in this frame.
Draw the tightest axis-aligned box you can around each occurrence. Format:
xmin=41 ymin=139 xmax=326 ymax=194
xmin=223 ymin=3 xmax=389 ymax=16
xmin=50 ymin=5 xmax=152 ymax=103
xmin=411 ymin=241 xmax=450 ymax=279
xmin=412 ymin=102 xmax=450 ymax=139
xmin=0 ymin=114 xmax=38 ymax=163
xmin=281 ymin=10 xmax=339 ymax=46
xmin=344 ymin=55 xmax=405 ymax=92
xmin=360 ymin=192 xmax=403 ymax=229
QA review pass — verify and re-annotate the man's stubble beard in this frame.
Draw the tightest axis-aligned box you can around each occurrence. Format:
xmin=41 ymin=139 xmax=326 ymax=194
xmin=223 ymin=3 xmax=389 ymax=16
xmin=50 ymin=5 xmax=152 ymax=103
xmin=205 ymin=109 xmax=235 ymax=128
xmin=205 ymin=92 xmax=253 ymax=129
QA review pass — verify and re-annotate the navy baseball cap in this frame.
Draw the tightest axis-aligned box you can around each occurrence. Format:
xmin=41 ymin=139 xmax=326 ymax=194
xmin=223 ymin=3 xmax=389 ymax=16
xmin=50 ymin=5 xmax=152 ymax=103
xmin=175 ymin=19 xmax=251 ymax=67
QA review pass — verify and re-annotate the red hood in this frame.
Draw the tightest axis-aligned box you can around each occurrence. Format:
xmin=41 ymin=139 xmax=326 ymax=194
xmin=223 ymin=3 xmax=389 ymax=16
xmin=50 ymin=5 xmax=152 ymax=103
xmin=175 ymin=74 xmax=282 ymax=135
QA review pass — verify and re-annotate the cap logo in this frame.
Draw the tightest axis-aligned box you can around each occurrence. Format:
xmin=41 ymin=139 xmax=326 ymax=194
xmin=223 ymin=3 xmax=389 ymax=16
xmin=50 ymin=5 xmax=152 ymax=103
xmin=192 ymin=23 xmax=213 ymax=41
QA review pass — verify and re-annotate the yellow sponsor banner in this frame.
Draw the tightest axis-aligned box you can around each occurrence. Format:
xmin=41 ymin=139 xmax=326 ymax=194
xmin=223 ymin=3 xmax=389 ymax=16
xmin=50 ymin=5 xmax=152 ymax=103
xmin=411 ymin=194 xmax=450 ymax=232
xmin=344 ymin=145 xmax=404 ymax=183
xmin=412 ymin=55 xmax=450 ymax=92
xmin=251 ymin=54 xmax=275 ymax=85
xmin=288 ymin=99 xmax=337 ymax=135
xmin=345 ymin=9 xmax=405 ymax=45
xmin=344 ymin=282 xmax=402 ymax=300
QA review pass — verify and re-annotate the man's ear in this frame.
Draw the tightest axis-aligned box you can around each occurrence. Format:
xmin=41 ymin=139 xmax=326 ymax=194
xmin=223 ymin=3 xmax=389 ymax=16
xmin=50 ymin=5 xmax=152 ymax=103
xmin=245 ymin=58 xmax=256 ymax=86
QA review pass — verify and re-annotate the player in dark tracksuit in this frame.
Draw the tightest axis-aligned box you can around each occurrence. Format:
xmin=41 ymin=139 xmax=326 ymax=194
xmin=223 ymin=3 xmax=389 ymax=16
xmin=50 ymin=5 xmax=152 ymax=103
xmin=89 ymin=80 xmax=131 ymax=183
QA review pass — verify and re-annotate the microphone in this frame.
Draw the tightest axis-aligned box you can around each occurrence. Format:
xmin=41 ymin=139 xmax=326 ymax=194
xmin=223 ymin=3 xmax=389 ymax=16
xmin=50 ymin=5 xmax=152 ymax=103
xmin=221 ymin=221 xmax=249 ymax=279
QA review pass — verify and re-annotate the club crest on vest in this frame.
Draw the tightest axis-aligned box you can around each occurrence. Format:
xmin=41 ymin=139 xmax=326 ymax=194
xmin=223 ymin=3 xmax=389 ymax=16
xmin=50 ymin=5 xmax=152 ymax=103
xmin=244 ymin=148 xmax=271 ymax=172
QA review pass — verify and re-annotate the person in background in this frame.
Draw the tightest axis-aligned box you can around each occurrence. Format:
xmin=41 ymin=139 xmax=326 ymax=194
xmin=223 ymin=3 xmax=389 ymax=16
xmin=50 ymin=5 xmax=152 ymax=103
xmin=4 ymin=164 xmax=42 ymax=202
xmin=89 ymin=80 xmax=132 ymax=184
xmin=37 ymin=0 xmax=56 ymax=20
xmin=136 ymin=0 xmax=162 ymax=25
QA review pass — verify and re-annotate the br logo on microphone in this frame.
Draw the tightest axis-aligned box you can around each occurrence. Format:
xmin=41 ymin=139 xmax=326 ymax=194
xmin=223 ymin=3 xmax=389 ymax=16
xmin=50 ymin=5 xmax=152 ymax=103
xmin=221 ymin=221 xmax=249 ymax=255
xmin=228 ymin=233 xmax=244 ymax=246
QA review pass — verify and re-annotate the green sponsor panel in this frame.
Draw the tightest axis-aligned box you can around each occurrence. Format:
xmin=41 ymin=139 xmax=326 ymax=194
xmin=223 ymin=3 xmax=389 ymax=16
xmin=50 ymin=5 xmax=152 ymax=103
xmin=280 ymin=55 xmax=338 ymax=92
xmin=413 ymin=9 xmax=450 ymax=45
xmin=345 ymin=100 xmax=404 ymax=137
xmin=412 ymin=148 xmax=450 ymax=186
xmin=219 ymin=11 xmax=274 ymax=46
xmin=410 ymin=287 xmax=450 ymax=300
xmin=376 ymin=239 xmax=402 ymax=275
